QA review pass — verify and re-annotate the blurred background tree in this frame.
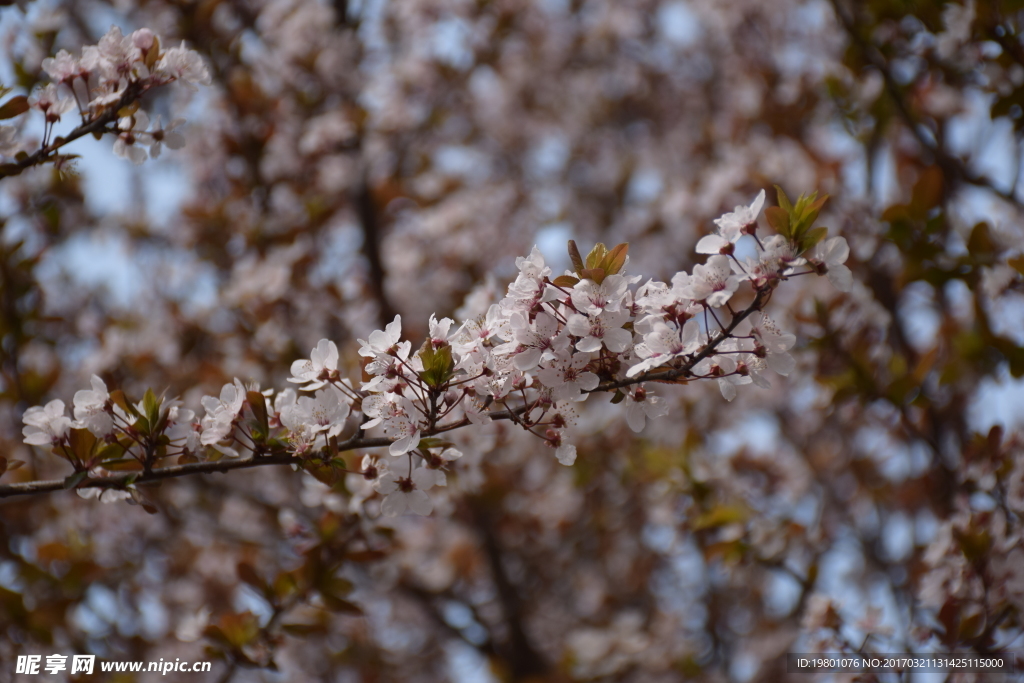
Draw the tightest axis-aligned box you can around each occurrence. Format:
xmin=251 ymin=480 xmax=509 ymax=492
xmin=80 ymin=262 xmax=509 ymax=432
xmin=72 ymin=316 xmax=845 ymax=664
xmin=1 ymin=0 xmax=1023 ymax=680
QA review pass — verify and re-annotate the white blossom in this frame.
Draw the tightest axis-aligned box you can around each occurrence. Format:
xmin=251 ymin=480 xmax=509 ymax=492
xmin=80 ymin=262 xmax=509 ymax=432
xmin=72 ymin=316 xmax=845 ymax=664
xmin=571 ymin=274 xmax=629 ymax=316
xmin=624 ymin=386 xmax=669 ymax=432
xmin=154 ymin=43 xmax=212 ymax=87
xmin=289 ymin=339 xmax=340 ymax=390
xmin=73 ymin=375 xmax=113 ymax=437
xmin=537 ymin=351 xmax=599 ymax=402
xmin=375 ymin=468 xmax=445 ymax=516
xmin=811 ymin=236 xmax=853 ymax=292
xmin=146 ymin=116 xmax=186 ymax=158
xmin=200 ymin=379 xmax=247 ymax=447
xmin=23 ymin=400 xmax=72 ymax=446
xmin=696 ymin=189 xmax=765 ymax=254
xmin=682 ymin=255 xmax=741 ymax=307
xmin=567 ymin=309 xmax=632 ymax=353
xmin=29 ymin=83 xmax=74 ymax=123
xmin=280 ymin=385 xmax=351 ymax=440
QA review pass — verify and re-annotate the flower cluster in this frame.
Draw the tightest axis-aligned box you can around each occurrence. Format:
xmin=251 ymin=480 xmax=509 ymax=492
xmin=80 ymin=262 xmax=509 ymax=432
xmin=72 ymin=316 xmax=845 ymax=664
xmin=21 ymin=189 xmax=851 ymax=516
xmin=2 ymin=26 xmax=208 ymax=166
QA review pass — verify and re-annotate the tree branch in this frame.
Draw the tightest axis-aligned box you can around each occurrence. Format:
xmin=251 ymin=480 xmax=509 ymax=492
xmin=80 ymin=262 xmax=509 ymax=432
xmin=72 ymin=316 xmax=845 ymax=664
xmin=0 ymin=287 xmax=769 ymax=499
xmin=0 ymin=83 xmax=145 ymax=181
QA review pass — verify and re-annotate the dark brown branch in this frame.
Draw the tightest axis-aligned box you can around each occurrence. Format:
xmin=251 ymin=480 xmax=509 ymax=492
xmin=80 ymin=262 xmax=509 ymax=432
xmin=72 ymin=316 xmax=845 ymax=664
xmin=593 ymin=287 xmax=769 ymax=393
xmin=0 ymin=288 xmax=769 ymax=499
xmin=355 ymin=169 xmax=398 ymax=329
xmin=0 ymin=83 xmax=144 ymax=181
xmin=467 ymin=499 xmax=549 ymax=680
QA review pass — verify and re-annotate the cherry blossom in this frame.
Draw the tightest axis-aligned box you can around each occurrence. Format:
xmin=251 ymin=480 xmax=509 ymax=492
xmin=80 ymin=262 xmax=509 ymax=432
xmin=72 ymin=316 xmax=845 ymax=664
xmin=358 ymin=315 xmax=404 ymax=358
xmin=146 ymin=116 xmax=186 ymax=158
xmin=28 ymin=84 xmax=74 ymax=123
xmin=73 ymin=375 xmax=113 ymax=437
xmin=571 ymin=274 xmax=630 ymax=316
xmin=810 ymin=236 xmax=853 ymax=292
xmin=199 ymin=379 xmax=247 ymax=447
xmin=497 ymin=311 xmax=567 ymax=370
xmin=154 ymin=43 xmax=212 ymax=87
xmin=537 ymin=351 xmax=600 ymax=402
xmin=696 ymin=189 xmax=765 ymax=254
xmin=624 ymin=386 xmax=669 ymax=432
xmin=113 ymin=110 xmax=150 ymax=164
xmin=681 ymin=255 xmax=741 ymax=307
xmin=289 ymin=339 xmax=340 ymax=390
xmin=22 ymin=400 xmax=72 ymax=446
xmin=375 ymin=468 xmax=446 ymax=516
xmin=280 ymin=386 xmax=351 ymax=440
xmin=567 ymin=309 xmax=632 ymax=353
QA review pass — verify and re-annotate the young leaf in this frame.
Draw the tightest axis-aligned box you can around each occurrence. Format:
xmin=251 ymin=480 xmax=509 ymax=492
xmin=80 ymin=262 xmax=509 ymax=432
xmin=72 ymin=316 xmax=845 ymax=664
xmin=0 ymin=95 xmax=28 ymax=120
xmin=599 ymin=243 xmax=629 ymax=276
xmin=765 ymin=206 xmax=791 ymax=238
xmin=142 ymin=389 xmax=161 ymax=431
xmin=417 ymin=437 xmax=453 ymax=450
xmin=68 ymin=428 xmax=97 ymax=462
xmin=247 ymin=391 xmax=269 ymax=436
xmin=800 ymin=226 xmax=829 ymax=253
xmin=567 ymin=240 xmax=585 ymax=274
xmin=774 ymin=185 xmax=793 ymax=214
xmin=110 ymin=389 xmax=138 ymax=418
xmin=420 ymin=345 xmax=455 ymax=387
xmin=63 ymin=470 xmax=89 ymax=490
xmin=585 ymin=243 xmax=609 ymax=270
xmin=552 ymin=275 xmax=580 ymax=288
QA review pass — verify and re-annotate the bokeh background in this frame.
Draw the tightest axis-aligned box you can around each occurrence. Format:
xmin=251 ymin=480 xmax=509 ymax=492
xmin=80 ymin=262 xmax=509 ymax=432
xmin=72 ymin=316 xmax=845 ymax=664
xmin=2 ymin=0 xmax=1024 ymax=680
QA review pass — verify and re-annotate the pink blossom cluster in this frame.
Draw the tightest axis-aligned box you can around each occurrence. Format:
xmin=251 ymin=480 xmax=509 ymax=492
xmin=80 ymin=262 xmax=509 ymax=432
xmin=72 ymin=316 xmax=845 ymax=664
xmin=10 ymin=26 xmax=209 ymax=163
xmin=22 ymin=191 xmax=851 ymax=516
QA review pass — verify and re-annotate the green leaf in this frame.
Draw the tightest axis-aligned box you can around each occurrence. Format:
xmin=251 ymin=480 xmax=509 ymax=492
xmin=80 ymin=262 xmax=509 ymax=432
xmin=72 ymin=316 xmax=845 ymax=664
xmin=63 ymin=470 xmax=89 ymax=490
xmin=0 ymin=95 xmax=28 ymax=120
xmin=692 ymin=503 xmax=748 ymax=530
xmin=273 ymin=571 xmax=300 ymax=601
xmin=417 ymin=437 xmax=453 ymax=450
xmin=210 ymin=612 xmax=260 ymax=649
xmin=585 ymin=243 xmax=608 ymax=270
xmin=800 ymin=226 xmax=828 ymax=253
xmin=420 ymin=344 xmax=455 ymax=387
xmin=142 ymin=389 xmax=161 ymax=431
xmin=774 ymin=185 xmax=793 ymax=214
xmin=247 ymin=391 xmax=269 ymax=436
